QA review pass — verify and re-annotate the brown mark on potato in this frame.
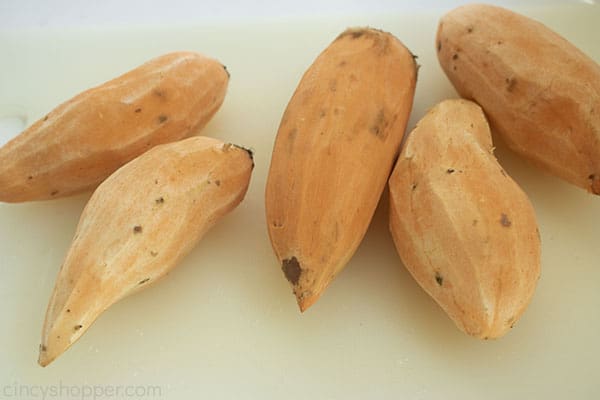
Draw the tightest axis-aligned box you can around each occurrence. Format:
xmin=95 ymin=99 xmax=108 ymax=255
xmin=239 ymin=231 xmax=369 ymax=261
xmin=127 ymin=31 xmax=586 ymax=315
xmin=155 ymin=197 xmax=164 ymax=204
xmin=370 ymin=109 xmax=388 ymax=139
xmin=153 ymin=89 xmax=166 ymax=99
xmin=74 ymin=324 xmax=83 ymax=331
xmin=435 ymin=272 xmax=444 ymax=286
xmin=133 ymin=225 xmax=143 ymax=234
xmin=282 ymin=257 xmax=302 ymax=286
xmin=437 ymin=41 xmax=442 ymax=52
xmin=138 ymin=278 xmax=150 ymax=285
xmin=287 ymin=128 xmax=298 ymax=152
xmin=134 ymin=108 xmax=142 ymax=113
xmin=500 ymin=213 xmax=512 ymax=227
xmin=452 ymin=53 xmax=459 ymax=60
xmin=505 ymin=77 xmax=517 ymax=92
xmin=589 ymin=174 xmax=600 ymax=195
xmin=158 ymin=115 xmax=168 ymax=123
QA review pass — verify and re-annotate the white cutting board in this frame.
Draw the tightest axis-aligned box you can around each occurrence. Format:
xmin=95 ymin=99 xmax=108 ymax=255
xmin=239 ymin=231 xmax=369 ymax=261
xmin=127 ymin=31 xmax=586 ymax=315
xmin=1 ymin=3 xmax=599 ymax=399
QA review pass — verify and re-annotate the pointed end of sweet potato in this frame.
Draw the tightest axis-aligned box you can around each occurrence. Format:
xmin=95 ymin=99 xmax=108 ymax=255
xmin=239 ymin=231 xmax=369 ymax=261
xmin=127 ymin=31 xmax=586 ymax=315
xmin=38 ymin=315 xmax=89 ymax=367
xmin=281 ymin=257 xmax=326 ymax=313
xmin=296 ymin=292 xmax=320 ymax=313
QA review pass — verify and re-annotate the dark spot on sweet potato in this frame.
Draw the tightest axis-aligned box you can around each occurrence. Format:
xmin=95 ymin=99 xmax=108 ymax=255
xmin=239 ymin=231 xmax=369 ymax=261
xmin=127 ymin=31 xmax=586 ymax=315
xmin=134 ymin=108 xmax=142 ymax=113
xmin=154 ymin=179 xmax=159 ymax=185
xmin=506 ymin=77 xmax=517 ymax=92
xmin=500 ymin=213 xmax=511 ymax=227
xmin=74 ymin=324 xmax=83 ymax=331
xmin=50 ymin=190 xmax=59 ymax=196
xmin=138 ymin=278 xmax=150 ymax=285
xmin=507 ymin=316 xmax=516 ymax=328
xmin=437 ymin=41 xmax=442 ymax=52
xmin=467 ymin=26 xmax=473 ymax=33
xmin=452 ymin=53 xmax=458 ymax=60
xmin=158 ymin=115 xmax=168 ymax=123
xmin=133 ymin=225 xmax=143 ymax=234
xmin=40 ymin=344 xmax=47 ymax=352
xmin=472 ymin=219 xmax=478 ymax=226
xmin=154 ymin=89 xmax=166 ymax=98
xmin=66 ymin=309 xmax=71 ymax=313
xmin=215 ymin=180 xmax=221 ymax=186
xmin=155 ymin=197 xmax=164 ymax=204
xmin=447 ymin=168 xmax=455 ymax=174
xmin=497 ymin=40 xmax=503 ymax=45
xmin=412 ymin=183 xmax=418 ymax=191
xmin=589 ymin=174 xmax=600 ymax=195
xmin=27 ymin=175 xmax=33 ymax=180
xmin=435 ymin=272 xmax=443 ymax=286
xmin=43 ymin=115 xmax=49 ymax=121
xmin=288 ymin=127 xmax=297 ymax=140
xmin=319 ymin=109 xmax=326 ymax=118
xmin=370 ymin=109 xmax=388 ymax=139
xmin=282 ymin=257 xmax=302 ymax=286
xmin=285 ymin=128 xmax=298 ymax=153
xmin=349 ymin=30 xmax=365 ymax=39
xmin=338 ymin=60 xmax=347 ymax=67
xmin=453 ymin=65 xmax=457 ymax=71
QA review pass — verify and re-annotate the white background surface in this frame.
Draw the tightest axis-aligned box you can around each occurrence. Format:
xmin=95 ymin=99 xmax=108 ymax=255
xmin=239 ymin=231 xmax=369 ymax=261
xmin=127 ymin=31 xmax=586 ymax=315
xmin=1 ymin=1 xmax=599 ymax=399
xmin=0 ymin=0 xmax=584 ymax=28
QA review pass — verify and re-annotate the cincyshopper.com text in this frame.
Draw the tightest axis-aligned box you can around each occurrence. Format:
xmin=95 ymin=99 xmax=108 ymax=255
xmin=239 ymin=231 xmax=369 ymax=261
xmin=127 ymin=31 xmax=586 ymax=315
xmin=3 ymin=381 xmax=163 ymax=399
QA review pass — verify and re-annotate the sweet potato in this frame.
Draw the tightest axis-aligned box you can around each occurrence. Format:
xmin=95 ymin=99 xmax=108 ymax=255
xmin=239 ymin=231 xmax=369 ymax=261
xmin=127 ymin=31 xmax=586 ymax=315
xmin=437 ymin=4 xmax=600 ymax=194
xmin=0 ymin=51 xmax=229 ymax=202
xmin=265 ymin=27 xmax=417 ymax=311
xmin=389 ymin=99 xmax=540 ymax=339
xmin=39 ymin=136 xmax=253 ymax=366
